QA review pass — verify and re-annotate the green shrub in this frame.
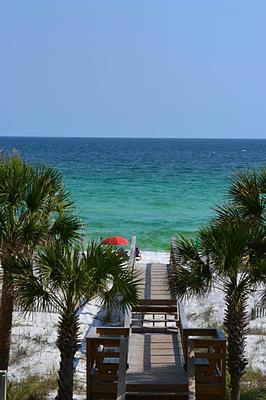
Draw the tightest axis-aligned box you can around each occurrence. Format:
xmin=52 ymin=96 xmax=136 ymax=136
xmin=241 ymin=388 xmax=266 ymax=400
xmin=241 ymin=366 xmax=266 ymax=389
xmin=7 ymin=375 xmax=56 ymax=400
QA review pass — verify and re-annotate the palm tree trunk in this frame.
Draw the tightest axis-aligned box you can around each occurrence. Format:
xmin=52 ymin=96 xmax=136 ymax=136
xmin=56 ymin=311 xmax=79 ymax=400
xmin=0 ymin=268 xmax=14 ymax=370
xmin=224 ymin=288 xmax=248 ymax=400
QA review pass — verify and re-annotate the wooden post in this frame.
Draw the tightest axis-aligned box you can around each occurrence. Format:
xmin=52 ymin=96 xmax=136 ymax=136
xmin=187 ymin=339 xmax=196 ymax=400
xmin=117 ymin=336 xmax=127 ymax=400
xmin=128 ymin=235 xmax=136 ymax=272
xmin=221 ymin=338 xmax=227 ymax=400
xmin=124 ymin=307 xmax=132 ymax=329
xmin=178 ymin=302 xmax=189 ymax=368
xmin=86 ymin=338 xmax=93 ymax=400
xmin=251 ymin=307 xmax=255 ymax=320
xmin=0 ymin=371 xmax=7 ymax=400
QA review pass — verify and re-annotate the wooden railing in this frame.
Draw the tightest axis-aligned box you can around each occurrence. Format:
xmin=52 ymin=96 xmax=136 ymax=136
xmin=128 ymin=235 xmax=136 ymax=272
xmin=251 ymin=306 xmax=266 ymax=319
xmin=124 ymin=306 xmax=132 ymax=330
xmin=187 ymin=339 xmax=196 ymax=400
xmin=113 ymin=235 xmax=136 ymax=329
xmin=86 ymin=327 xmax=130 ymax=400
xmin=170 ymin=238 xmax=227 ymax=400
xmin=185 ymin=325 xmax=226 ymax=400
xmin=0 ymin=371 xmax=7 ymax=400
xmin=251 ymin=298 xmax=266 ymax=320
xmin=116 ymin=336 xmax=127 ymax=400
xmin=178 ymin=302 xmax=226 ymax=400
xmin=123 ymin=235 xmax=136 ymax=328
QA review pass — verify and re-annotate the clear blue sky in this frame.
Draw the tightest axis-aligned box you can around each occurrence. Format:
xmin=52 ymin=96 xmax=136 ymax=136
xmin=0 ymin=1 xmax=266 ymax=138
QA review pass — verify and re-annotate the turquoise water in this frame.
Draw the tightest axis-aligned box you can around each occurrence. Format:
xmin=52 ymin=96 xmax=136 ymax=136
xmin=0 ymin=137 xmax=266 ymax=250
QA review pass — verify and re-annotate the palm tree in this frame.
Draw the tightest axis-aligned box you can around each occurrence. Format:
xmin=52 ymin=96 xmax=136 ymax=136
xmin=0 ymin=154 xmax=82 ymax=370
xmin=170 ymin=169 xmax=266 ymax=400
xmin=10 ymin=241 xmax=140 ymax=400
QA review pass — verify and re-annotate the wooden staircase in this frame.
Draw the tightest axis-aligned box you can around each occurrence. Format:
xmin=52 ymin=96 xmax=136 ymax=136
xmin=131 ymin=299 xmax=179 ymax=333
xmin=125 ymin=267 xmax=188 ymax=398
xmin=86 ymin=240 xmax=227 ymax=400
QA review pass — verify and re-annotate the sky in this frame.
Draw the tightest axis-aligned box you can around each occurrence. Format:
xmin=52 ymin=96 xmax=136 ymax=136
xmin=0 ymin=1 xmax=266 ymax=139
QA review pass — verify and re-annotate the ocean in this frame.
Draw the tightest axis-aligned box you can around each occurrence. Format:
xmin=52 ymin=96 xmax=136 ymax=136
xmin=0 ymin=137 xmax=266 ymax=250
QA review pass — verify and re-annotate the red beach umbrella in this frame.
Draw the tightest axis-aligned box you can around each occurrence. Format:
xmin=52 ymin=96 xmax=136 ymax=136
xmin=101 ymin=236 xmax=129 ymax=246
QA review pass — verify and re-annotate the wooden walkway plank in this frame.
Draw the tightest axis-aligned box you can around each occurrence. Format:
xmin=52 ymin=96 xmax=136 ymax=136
xmin=126 ymin=262 xmax=188 ymax=394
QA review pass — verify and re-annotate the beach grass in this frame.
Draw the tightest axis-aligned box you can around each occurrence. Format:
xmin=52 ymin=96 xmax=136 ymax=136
xmin=241 ymin=388 xmax=266 ymax=399
xmin=239 ymin=366 xmax=266 ymax=399
xmin=7 ymin=375 xmax=57 ymax=400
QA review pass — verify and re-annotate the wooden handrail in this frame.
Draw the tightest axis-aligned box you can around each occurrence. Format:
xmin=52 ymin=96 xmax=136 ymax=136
xmin=187 ymin=339 xmax=196 ymax=400
xmin=181 ymin=326 xmax=226 ymax=368
xmin=178 ymin=302 xmax=188 ymax=329
xmin=170 ymin=236 xmax=176 ymax=272
xmin=87 ymin=332 xmax=129 ymax=400
xmin=124 ymin=235 xmax=136 ymax=330
xmin=128 ymin=235 xmax=136 ymax=272
xmin=187 ymin=334 xmax=227 ymax=400
xmin=96 ymin=327 xmax=130 ymax=337
xmin=178 ymin=302 xmax=189 ymax=368
xmin=0 ymin=371 xmax=7 ymax=400
xmin=116 ymin=336 xmax=127 ymax=400
xmin=124 ymin=307 xmax=132 ymax=329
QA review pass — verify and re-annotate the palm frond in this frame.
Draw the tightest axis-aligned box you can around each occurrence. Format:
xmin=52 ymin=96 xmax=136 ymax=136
xmin=229 ymin=170 xmax=266 ymax=220
xmin=247 ymin=258 xmax=266 ymax=288
xmin=200 ymin=222 xmax=250 ymax=276
xmin=257 ymin=168 xmax=266 ymax=193
xmin=0 ymin=154 xmax=81 ymax=257
xmin=214 ymin=204 xmax=242 ymax=225
xmin=0 ymin=154 xmax=31 ymax=208
xmin=82 ymin=241 xmax=141 ymax=310
xmin=50 ymin=213 xmax=83 ymax=245
xmin=169 ymin=236 xmax=213 ymax=300
xmin=7 ymin=256 xmax=58 ymax=313
xmin=172 ymin=235 xmax=201 ymax=264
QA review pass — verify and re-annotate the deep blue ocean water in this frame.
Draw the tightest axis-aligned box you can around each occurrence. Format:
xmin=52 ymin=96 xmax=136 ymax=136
xmin=0 ymin=137 xmax=266 ymax=250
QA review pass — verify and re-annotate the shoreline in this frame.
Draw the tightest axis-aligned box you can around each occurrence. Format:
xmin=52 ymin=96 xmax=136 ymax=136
xmin=135 ymin=250 xmax=170 ymax=264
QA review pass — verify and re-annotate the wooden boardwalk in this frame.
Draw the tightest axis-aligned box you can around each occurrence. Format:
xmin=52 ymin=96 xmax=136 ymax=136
xmin=86 ymin=245 xmax=227 ymax=400
xmin=126 ymin=333 xmax=187 ymax=384
xmin=136 ymin=263 xmax=172 ymax=300
xmin=126 ymin=263 xmax=188 ymax=397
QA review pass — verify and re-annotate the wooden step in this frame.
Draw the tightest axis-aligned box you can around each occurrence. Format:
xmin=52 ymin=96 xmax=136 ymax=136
xmin=131 ymin=326 xmax=176 ymax=333
xmin=126 ymin=384 xmax=188 ymax=398
xmin=138 ymin=299 xmax=176 ymax=305
xmin=126 ymin=393 xmax=188 ymax=399
xmin=131 ymin=318 xmax=178 ymax=323
xmin=90 ymin=394 xmax=117 ymax=400
xmin=132 ymin=311 xmax=178 ymax=315
xmin=126 ymin=383 xmax=188 ymax=393
xmin=133 ymin=305 xmax=177 ymax=313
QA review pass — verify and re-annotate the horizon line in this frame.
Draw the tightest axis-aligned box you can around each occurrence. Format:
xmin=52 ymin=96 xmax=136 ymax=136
xmin=0 ymin=135 xmax=265 ymax=140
